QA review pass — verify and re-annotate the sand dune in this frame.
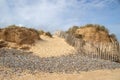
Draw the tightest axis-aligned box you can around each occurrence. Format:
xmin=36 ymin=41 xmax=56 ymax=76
xmin=0 ymin=35 xmax=120 ymax=80
xmin=30 ymin=35 xmax=75 ymax=57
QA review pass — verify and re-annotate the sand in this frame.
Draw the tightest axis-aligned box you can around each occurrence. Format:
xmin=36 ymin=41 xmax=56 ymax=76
xmin=2 ymin=69 xmax=120 ymax=80
xmin=29 ymin=35 xmax=75 ymax=57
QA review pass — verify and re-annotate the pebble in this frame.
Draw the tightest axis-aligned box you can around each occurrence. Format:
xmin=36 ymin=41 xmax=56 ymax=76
xmin=0 ymin=48 xmax=120 ymax=74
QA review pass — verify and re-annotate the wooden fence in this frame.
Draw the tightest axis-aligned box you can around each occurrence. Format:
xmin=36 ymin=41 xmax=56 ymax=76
xmin=55 ymin=31 xmax=120 ymax=62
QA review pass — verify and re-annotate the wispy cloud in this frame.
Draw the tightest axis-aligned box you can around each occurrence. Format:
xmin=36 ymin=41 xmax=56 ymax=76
xmin=0 ymin=0 xmax=119 ymax=31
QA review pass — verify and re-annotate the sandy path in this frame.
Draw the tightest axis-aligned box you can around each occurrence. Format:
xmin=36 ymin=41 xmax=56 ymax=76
xmin=4 ymin=69 xmax=120 ymax=80
xmin=30 ymin=35 xmax=75 ymax=57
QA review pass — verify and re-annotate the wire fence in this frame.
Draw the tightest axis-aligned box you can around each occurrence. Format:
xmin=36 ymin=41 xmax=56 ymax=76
xmin=55 ymin=31 xmax=120 ymax=62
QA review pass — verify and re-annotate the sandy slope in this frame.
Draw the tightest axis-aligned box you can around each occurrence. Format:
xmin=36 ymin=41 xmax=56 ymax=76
xmin=2 ymin=69 xmax=120 ymax=80
xmin=30 ymin=35 xmax=75 ymax=57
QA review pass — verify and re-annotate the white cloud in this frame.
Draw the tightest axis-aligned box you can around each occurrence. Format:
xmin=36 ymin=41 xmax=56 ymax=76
xmin=0 ymin=0 xmax=119 ymax=30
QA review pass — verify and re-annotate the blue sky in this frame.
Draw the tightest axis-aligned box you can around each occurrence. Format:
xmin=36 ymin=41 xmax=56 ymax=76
xmin=0 ymin=0 xmax=120 ymax=40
